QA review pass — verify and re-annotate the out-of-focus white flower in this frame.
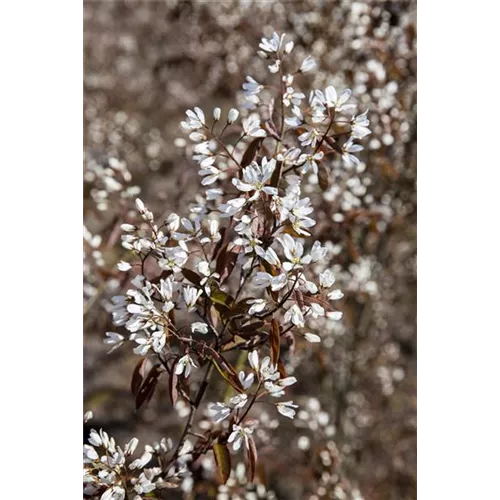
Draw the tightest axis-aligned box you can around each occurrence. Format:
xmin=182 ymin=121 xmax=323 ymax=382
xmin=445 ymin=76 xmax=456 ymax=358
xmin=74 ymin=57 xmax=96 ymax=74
xmin=191 ymin=322 xmax=208 ymax=334
xmin=104 ymin=332 xmax=124 ymax=353
xmin=208 ymin=402 xmax=231 ymax=424
xmin=304 ymin=333 xmax=321 ymax=343
xmin=276 ymin=401 xmax=299 ymax=419
xmin=117 ymin=260 xmax=131 ymax=271
xmin=229 ymin=393 xmax=248 ymax=409
xmin=328 ymin=289 xmax=344 ymax=300
xmin=247 ymin=298 xmax=266 ymax=315
xmin=300 ymin=55 xmax=317 ymax=73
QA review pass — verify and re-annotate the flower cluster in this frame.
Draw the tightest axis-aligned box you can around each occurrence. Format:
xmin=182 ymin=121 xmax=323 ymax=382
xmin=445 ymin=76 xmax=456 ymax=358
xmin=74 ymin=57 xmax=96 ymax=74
xmin=85 ymin=29 xmax=372 ymax=496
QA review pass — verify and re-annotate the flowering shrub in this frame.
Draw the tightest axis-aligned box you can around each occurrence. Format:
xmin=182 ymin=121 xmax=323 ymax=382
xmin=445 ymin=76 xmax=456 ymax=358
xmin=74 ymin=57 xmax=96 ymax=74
xmin=83 ymin=29 xmax=375 ymax=500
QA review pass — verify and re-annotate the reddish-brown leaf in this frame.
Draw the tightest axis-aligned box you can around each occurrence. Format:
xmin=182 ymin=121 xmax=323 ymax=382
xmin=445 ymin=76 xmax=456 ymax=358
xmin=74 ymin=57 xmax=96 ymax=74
xmin=213 ymin=442 xmax=232 ymax=484
xmin=181 ymin=268 xmax=202 ymax=286
xmin=246 ymin=435 xmax=258 ymax=483
xmin=278 ymin=359 xmax=288 ymax=379
xmin=270 ymin=160 xmax=283 ymax=188
xmin=270 ymin=318 xmax=281 ymax=366
xmin=131 ymin=358 xmax=147 ymax=397
xmin=241 ymin=137 xmax=264 ymax=170
xmin=318 ymin=162 xmax=330 ymax=192
xmin=135 ymin=364 xmax=163 ymax=410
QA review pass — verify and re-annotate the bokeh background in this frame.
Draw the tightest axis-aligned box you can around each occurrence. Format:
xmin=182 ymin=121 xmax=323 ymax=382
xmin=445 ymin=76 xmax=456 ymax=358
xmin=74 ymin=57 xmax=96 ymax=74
xmin=84 ymin=1 xmax=416 ymax=499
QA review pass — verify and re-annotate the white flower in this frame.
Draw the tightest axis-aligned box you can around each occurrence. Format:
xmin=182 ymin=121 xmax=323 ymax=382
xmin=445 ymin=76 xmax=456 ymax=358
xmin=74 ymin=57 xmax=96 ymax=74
xmin=183 ymin=286 xmax=202 ymax=310
xmin=276 ymin=401 xmax=298 ymax=419
xmin=342 ymin=137 xmax=364 ymax=166
xmin=104 ymin=332 xmax=124 ymax=353
xmin=248 ymin=350 xmax=259 ymax=372
xmin=319 ymin=270 xmax=336 ymax=288
xmin=228 ymin=425 xmax=253 ymax=451
xmin=298 ymin=151 xmax=324 ymax=175
xmin=238 ymin=371 xmax=255 ymax=389
xmin=101 ymin=485 xmax=126 ymax=500
xmin=242 ymin=76 xmax=263 ymax=96
xmin=181 ymin=107 xmax=206 ymax=130
xmin=328 ymin=289 xmax=344 ymax=300
xmin=259 ymin=32 xmax=284 ymax=54
xmin=191 ymin=322 xmax=209 ymax=334
xmin=129 ymin=450 xmax=152 ymax=470
xmin=351 ymin=110 xmax=371 ymax=138
xmin=213 ymin=107 xmax=221 ymax=121
xmin=284 ymin=304 xmax=305 ymax=327
xmin=320 ymin=86 xmax=355 ymax=112
xmin=285 ymin=105 xmax=304 ymax=128
xmin=283 ymin=86 xmax=305 ymax=107
xmin=310 ymin=241 xmax=327 ymax=262
xmin=158 ymin=247 xmax=188 ymax=273
xmin=198 ymin=165 xmax=221 ymax=185
xmin=300 ymin=55 xmax=317 ymax=73
xmin=253 ymin=271 xmax=287 ymax=291
xmin=208 ymin=402 xmax=231 ymax=424
xmin=298 ymin=128 xmax=322 ymax=148
xmin=219 ymin=197 xmax=246 ymax=217
xmin=326 ymin=311 xmax=343 ymax=321
xmin=304 ymin=333 xmax=321 ymax=343
xmin=229 ymin=393 xmax=248 ymax=409
xmin=175 ymin=355 xmax=197 ymax=377
xmin=232 ymin=157 xmax=278 ymax=201
xmin=255 ymin=246 xmax=281 ymax=267
xmin=227 ymin=108 xmax=239 ymax=124
xmin=279 ymin=234 xmax=311 ymax=270
xmin=242 ymin=115 xmax=266 ymax=137
xmin=247 ymin=298 xmax=266 ymax=315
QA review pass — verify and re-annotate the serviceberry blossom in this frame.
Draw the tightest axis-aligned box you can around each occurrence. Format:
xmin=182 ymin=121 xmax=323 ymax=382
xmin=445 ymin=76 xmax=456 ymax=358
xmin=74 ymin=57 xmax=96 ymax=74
xmin=228 ymin=425 xmax=254 ymax=451
xmin=276 ymin=401 xmax=299 ymax=419
xmin=232 ymin=157 xmax=278 ymax=201
xmin=175 ymin=355 xmax=197 ymax=377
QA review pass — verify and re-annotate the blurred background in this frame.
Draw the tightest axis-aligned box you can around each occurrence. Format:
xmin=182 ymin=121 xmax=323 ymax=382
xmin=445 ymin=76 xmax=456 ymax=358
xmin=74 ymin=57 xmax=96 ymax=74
xmin=83 ymin=1 xmax=416 ymax=499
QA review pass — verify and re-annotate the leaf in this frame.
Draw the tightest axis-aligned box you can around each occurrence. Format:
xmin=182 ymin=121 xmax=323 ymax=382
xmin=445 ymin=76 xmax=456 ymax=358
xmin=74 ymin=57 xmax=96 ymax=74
xmin=211 ymin=354 xmax=244 ymax=393
xmin=181 ymin=268 xmax=202 ymax=286
xmin=270 ymin=160 xmax=283 ymax=188
xmin=277 ymin=359 xmax=288 ymax=379
xmin=270 ymin=318 xmax=281 ymax=366
xmin=207 ymin=280 xmax=234 ymax=309
xmin=216 ymin=244 xmax=241 ymax=284
xmin=168 ymin=364 xmax=179 ymax=406
xmin=325 ymin=135 xmax=343 ymax=154
xmin=241 ymin=137 xmax=264 ymax=173
xmin=131 ymin=358 xmax=147 ymax=397
xmin=213 ymin=442 xmax=232 ymax=484
xmin=135 ymin=364 xmax=163 ymax=410
xmin=246 ymin=436 xmax=258 ymax=483
xmin=318 ymin=162 xmax=330 ymax=192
